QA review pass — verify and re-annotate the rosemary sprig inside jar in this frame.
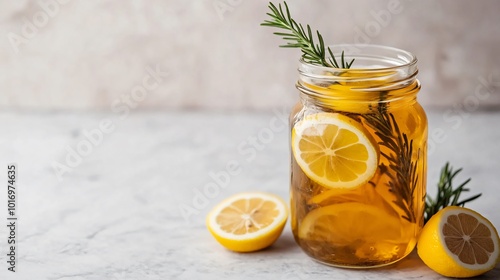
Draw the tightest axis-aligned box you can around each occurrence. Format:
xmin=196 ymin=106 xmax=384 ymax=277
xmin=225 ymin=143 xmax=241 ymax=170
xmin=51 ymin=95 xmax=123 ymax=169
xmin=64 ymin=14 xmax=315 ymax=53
xmin=261 ymin=1 xmax=481 ymax=223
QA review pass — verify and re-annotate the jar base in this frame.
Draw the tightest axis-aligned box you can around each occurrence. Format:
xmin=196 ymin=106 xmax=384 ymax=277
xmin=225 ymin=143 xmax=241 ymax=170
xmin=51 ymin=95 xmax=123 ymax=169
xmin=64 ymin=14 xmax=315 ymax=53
xmin=311 ymin=256 xmax=403 ymax=269
xmin=303 ymin=248 xmax=413 ymax=269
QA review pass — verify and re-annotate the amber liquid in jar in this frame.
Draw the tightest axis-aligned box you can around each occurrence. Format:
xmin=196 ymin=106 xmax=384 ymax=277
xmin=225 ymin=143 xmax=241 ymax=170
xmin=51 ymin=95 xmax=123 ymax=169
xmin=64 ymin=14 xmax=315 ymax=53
xmin=290 ymin=45 xmax=427 ymax=268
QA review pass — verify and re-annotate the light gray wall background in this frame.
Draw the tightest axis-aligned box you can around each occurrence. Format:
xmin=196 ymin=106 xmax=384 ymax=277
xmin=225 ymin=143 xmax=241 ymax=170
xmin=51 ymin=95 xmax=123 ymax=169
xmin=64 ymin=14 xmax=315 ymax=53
xmin=1 ymin=0 xmax=499 ymax=111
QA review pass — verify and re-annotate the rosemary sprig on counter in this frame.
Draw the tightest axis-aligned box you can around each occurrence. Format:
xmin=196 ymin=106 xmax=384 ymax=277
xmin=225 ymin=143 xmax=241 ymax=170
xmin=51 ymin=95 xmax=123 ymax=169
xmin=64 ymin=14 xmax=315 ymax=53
xmin=261 ymin=1 xmax=354 ymax=68
xmin=424 ymin=163 xmax=481 ymax=223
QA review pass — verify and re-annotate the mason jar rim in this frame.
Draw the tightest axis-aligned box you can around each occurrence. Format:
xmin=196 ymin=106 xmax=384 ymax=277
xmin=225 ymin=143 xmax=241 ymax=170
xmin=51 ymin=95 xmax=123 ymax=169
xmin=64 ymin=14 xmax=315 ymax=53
xmin=298 ymin=44 xmax=417 ymax=76
xmin=296 ymin=44 xmax=420 ymax=101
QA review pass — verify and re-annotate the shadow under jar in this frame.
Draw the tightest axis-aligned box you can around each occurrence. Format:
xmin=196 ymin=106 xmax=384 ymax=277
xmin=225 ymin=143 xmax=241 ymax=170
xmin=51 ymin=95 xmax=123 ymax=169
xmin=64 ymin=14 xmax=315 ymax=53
xmin=290 ymin=44 xmax=427 ymax=268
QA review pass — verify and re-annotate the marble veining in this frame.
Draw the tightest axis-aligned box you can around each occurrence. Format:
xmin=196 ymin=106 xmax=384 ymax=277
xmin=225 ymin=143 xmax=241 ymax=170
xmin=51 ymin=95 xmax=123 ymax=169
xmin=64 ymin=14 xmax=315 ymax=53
xmin=0 ymin=110 xmax=498 ymax=279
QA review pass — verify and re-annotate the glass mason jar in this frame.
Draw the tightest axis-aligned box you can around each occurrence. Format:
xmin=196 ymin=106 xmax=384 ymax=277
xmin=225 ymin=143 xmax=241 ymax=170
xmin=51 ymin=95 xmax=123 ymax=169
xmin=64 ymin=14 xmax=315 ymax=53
xmin=290 ymin=45 xmax=427 ymax=268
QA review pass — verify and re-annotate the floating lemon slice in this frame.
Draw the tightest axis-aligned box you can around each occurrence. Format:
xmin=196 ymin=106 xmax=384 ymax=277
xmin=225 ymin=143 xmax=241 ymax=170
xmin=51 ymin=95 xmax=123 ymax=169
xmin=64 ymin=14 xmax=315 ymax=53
xmin=206 ymin=192 xmax=288 ymax=252
xmin=298 ymin=202 xmax=402 ymax=246
xmin=292 ymin=113 xmax=379 ymax=189
xmin=307 ymin=183 xmax=399 ymax=218
xmin=417 ymin=206 xmax=500 ymax=278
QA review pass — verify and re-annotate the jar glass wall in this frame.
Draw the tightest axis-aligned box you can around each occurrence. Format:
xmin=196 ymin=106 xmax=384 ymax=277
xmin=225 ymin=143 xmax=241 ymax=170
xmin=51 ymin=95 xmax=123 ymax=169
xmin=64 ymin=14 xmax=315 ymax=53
xmin=290 ymin=44 xmax=427 ymax=268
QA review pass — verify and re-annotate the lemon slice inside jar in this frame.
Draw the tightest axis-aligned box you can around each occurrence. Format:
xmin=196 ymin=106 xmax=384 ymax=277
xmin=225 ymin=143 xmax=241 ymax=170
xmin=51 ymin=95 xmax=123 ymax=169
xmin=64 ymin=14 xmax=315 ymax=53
xmin=291 ymin=112 xmax=379 ymax=189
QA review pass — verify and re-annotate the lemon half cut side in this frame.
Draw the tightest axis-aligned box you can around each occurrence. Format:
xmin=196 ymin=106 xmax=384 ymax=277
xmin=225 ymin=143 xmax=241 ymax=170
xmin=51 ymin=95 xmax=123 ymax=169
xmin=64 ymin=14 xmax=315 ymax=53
xmin=206 ymin=192 xmax=288 ymax=252
xmin=418 ymin=206 xmax=500 ymax=278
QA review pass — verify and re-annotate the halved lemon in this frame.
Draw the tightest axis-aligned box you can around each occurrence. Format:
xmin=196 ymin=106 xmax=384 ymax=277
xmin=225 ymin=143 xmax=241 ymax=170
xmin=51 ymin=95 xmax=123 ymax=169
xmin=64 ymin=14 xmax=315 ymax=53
xmin=292 ymin=112 xmax=379 ymax=189
xmin=417 ymin=206 xmax=500 ymax=278
xmin=206 ymin=192 xmax=288 ymax=252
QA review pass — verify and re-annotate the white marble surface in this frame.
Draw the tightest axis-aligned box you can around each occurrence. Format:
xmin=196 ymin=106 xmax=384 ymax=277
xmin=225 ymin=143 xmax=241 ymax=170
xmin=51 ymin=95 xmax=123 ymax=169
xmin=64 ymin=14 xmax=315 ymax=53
xmin=0 ymin=109 xmax=499 ymax=279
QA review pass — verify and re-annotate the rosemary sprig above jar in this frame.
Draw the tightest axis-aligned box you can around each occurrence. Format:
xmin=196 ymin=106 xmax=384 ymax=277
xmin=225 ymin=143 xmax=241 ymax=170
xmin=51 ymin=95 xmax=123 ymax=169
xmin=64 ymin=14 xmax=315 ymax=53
xmin=261 ymin=1 xmax=481 ymax=223
xmin=261 ymin=2 xmax=354 ymax=68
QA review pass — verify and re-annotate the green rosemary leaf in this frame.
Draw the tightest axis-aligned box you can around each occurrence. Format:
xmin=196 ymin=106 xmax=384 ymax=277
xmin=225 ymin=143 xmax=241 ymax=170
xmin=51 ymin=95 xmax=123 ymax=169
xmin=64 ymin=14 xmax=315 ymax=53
xmin=363 ymin=110 xmax=419 ymax=223
xmin=327 ymin=47 xmax=339 ymax=68
xmin=424 ymin=163 xmax=481 ymax=223
xmin=261 ymin=1 xmax=353 ymax=68
xmin=347 ymin=58 xmax=355 ymax=68
xmin=273 ymin=32 xmax=294 ymax=37
xmin=450 ymin=179 xmax=471 ymax=205
xmin=281 ymin=44 xmax=303 ymax=48
xmin=457 ymin=193 xmax=482 ymax=206
xmin=341 ymin=50 xmax=345 ymax=68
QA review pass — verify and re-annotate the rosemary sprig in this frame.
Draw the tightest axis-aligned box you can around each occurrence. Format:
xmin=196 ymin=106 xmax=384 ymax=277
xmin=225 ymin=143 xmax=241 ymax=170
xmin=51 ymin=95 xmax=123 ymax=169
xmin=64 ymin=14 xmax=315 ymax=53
xmin=261 ymin=1 xmax=354 ymax=68
xmin=363 ymin=104 xmax=420 ymax=223
xmin=261 ymin=1 xmax=418 ymax=223
xmin=261 ymin=1 xmax=482 ymax=224
xmin=424 ymin=163 xmax=481 ymax=223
